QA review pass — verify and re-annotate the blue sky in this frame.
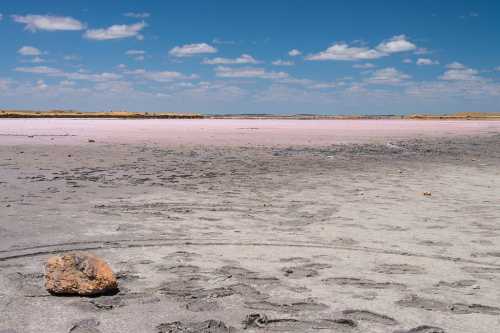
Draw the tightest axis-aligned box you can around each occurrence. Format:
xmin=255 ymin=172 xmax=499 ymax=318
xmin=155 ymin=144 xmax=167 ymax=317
xmin=1 ymin=0 xmax=499 ymax=114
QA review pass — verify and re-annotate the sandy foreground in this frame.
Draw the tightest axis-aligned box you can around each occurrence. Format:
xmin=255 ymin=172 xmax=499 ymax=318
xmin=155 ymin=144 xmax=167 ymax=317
xmin=1 ymin=119 xmax=500 ymax=333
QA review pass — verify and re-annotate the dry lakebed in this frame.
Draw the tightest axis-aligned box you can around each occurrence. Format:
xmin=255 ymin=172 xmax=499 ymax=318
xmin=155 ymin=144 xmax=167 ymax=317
xmin=1 ymin=119 xmax=500 ymax=333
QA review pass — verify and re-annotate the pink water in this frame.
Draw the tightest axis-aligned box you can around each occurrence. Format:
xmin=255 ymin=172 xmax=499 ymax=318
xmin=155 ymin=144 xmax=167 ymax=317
xmin=1 ymin=119 xmax=499 ymax=146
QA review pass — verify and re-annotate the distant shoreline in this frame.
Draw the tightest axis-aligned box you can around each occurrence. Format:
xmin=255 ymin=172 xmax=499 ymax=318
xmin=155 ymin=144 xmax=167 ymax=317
xmin=1 ymin=110 xmax=500 ymax=120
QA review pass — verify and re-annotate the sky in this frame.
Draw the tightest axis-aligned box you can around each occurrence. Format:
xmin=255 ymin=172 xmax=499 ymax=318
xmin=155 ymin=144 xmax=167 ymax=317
xmin=0 ymin=0 xmax=499 ymax=115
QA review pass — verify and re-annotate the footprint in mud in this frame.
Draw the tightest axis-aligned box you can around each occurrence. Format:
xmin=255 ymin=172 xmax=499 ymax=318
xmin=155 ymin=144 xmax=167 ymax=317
xmin=185 ymin=299 xmax=220 ymax=312
xmin=69 ymin=318 xmax=101 ymax=333
xmin=374 ymin=264 xmax=426 ymax=275
xmin=394 ymin=325 xmax=445 ymax=333
xmin=160 ymin=278 xmax=233 ymax=299
xmin=435 ymin=280 xmax=476 ymax=288
xmin=216 ymin=265 xmax=281 ymax=286
xmin=342 ymin=309 xmax=398 ymax=325
xmin=281 ymin=263 xmax=331 ymax=279
xmin=417 ymin=240 xmax=452 ymax=247
xmin=6 ymin=272 xmax=47 ymax=297
xmin=471 ymin=251 xmax=500 ymax=258
xmin=230 ymin=283 xmax=268 ymax=300
xmin=461 ymin=266 xmax=500 ymax=279
xmin=279 ymin=257 xmax=311 ymax=264
xmin=90 ymin=295 xmax=127 ymax=310
xmin=331 ymin=238 xmax=359 ymax=246
xmin=163 ymin=251 xmax=201 ymax=261
xmin=159 ymin=276 xmax=236 ymax=313
xmin=157 ymin=319 xmax=233 ymax=333
xmin=243 ymin=313 xmax=356 ymax=332
xmin=245 ymin=300 xmax=329 ymax=313
xmin=378 ymin=224 xmax=409 ymax=232
xmin=115 ymin=270 xmax=142 ymax=284
xmin=461 ymin=266 xmax=500 ymax=274
xmin=323 ymin=277 xmax=407 ymax=290
xmin=157 ymin=264 xmax=201 ymax=275
xmin=396 ymin=295 xmax=500 ymax=315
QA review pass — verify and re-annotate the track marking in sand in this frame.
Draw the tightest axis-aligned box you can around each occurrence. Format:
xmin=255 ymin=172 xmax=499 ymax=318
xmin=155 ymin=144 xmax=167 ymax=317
xmin=1 ymin=238 xmax=500 ymax=269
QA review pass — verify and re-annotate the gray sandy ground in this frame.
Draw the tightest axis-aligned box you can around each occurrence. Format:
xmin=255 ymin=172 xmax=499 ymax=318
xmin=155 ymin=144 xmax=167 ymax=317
xmin=1 ymin=135 xmax=500 ymax=332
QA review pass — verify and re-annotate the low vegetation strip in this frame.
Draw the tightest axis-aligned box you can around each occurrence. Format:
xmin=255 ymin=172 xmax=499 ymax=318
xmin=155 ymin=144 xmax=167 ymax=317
xmin=0 ymin=110 xmax=204 ymax=119
xmin=1 ymin=110 xmax=499 ymax=120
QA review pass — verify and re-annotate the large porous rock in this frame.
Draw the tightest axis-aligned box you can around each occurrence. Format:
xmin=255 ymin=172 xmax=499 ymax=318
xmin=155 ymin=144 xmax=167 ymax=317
xmin=45 ymin=252 xmax=118 ymax=296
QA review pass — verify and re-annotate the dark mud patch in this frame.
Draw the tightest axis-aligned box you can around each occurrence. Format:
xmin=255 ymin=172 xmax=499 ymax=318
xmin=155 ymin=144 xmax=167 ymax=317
xmin=397 ymin=295 xmax=500 ymax=315
xmin=216 ymin=265 xmax=281 ymax=286
xmin=324 ymin=277 xmax=406 ymax=290
xmin=245 ymin=300 xmax=329 ymax=313
xmin=342 ymin=309 xmax=397 ymax=325
xmin=157 ymin=319 xmax=233 ymax=333
xmin=281 ymin=262 xmax=330 ymax=279
xmin=395 ymin=325 xmax=446 ymax=333
xmin=69 ymin=318 xmax=101 ymax=333
xmin=157 ymin=264 xmax=201 ymax=275
xmin=374 ymin=264 xmax=426 ymax=275
xmin=242 ymin=313 xmax=356 ymax=332
xmin=435 ymin=280 xmax=476 ymax=288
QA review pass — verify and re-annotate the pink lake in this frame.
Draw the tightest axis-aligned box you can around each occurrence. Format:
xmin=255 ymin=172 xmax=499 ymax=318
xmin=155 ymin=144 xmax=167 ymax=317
xmin=0 ymin=118 xmax=499 ymax=146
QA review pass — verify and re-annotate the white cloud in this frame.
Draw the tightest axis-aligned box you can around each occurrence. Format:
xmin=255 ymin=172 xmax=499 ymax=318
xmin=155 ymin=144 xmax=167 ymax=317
xmin=495 ymin=66 xmax=500 ymax=72
xmin=272 ymin=60 xmax=294 ymax=66
xmin=18 ymin=46 xmax=42 ymax=56
xmin=307 ymin=35 xmax=417 ymax=62
xmin=0 ymin=14 xmax=3 ymax=22
xmin=84 ymin=22 xmax=146 ymax=40
xmin=125 ymin=49 xmax=146 ymax=60
xmin=403 ymin=58 xmax=413 ymax=64
xmin=376 ymin=35 xmax=416 ymax=53
xmin=34 ymin=79 xmax=48 ymax=91
xmin=446 ymin=62 xmax=466 ymax=69
xmin=353 ymin=62 xmax=375 ymax=69
xmin=12 ymin=14 xmax=84 ymax=31
xmin=125 ymin=69 xmax=197 ymax=82
xmin=14 ymin=66 xmax=122 ymax=82
xmin=202 ymin=54 xmax=259 ymax=65
xmin=416 ymin=58 xmax=439 ymax=66
xmin=0 ymin=78 xmax=11 ymax=91
xmin=215 ymin=66 xmax=288 ymax=79
xmin=439 ymin=63 xmax=480 ymax=81
xmin=212 ymin=38 xmax=236 ymax=45
xmin=414 ymin=47 xmax=430 ymax=55
xmin=309 ymin=82 xmax=338 ymax=90
xmin=66 ymin=72 xmax=122 ymax=82
xmin=288 ymin=49 xmax=302 ymax=57
xmin=64 ymin=54 xmax=80 ymax=61
xmin=406 ymin=79 xmax=500 ymax=99
xmin=306 ymin=43 xmax=385 ymax=61
xmin=124 ymin=12 xmax=150 ymax=18
xmin=15 ymin=66 xmax=61 ymax=74
xmin=365 ymin=67 xmax=411 ymax=84
xmin=460 ymin=12 xmax=479 ymax=19
xmin=169 ymin=43 xmax=217 ymax=57
xmin=59 ymin=80 xmax=76 ymax=87
xmin=26 ymin=57 xmax=45 ymax=64
xmin=125 ymin=50 xmax=145 ymax=55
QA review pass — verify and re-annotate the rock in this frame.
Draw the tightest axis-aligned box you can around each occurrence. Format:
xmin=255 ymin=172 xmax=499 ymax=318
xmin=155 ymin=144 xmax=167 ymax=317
xmin=88 ymin=139 xmax=95 ymax=143
xmin=423 ymin=191 xmax=432 ymax=196
xmin=45 ymin=252 xmax=118 ymax=296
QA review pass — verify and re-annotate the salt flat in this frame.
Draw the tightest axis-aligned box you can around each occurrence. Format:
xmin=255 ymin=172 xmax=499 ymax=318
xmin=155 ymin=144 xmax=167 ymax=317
xmin=1 ymin=118 xmax=500 ymax=146
xmin=1 ymin=119 xmax=500 ymax=333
